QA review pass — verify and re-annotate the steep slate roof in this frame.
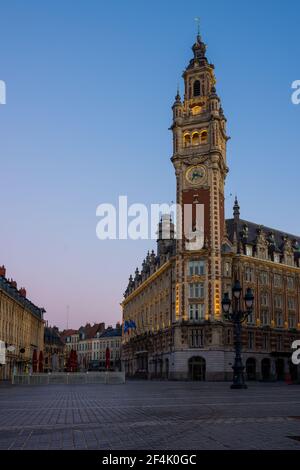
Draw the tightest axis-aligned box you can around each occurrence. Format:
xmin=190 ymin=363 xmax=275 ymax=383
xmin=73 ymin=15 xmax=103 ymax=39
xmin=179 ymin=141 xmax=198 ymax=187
xmin=0 ymin=275 xmax=44 ymax=319
xmin=100 ymin=327 xmax=122 ymax=338
xmin=226 ymin=218 xmax=300 ymax=249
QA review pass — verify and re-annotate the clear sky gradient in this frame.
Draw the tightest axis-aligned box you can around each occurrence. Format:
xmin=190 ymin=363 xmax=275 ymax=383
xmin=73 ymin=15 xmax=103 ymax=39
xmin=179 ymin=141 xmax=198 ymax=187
xmin=0 ymin=0 xmax=299 ymax=329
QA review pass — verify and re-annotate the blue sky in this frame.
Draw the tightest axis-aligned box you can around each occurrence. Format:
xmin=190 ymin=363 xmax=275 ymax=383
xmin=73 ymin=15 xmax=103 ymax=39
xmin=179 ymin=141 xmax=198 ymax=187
xmin=0 ymin=0 xmax=299 ymax=329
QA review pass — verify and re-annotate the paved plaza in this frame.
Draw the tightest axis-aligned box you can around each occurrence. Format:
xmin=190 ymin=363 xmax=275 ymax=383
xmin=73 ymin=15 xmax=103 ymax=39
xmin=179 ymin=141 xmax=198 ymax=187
xmin=0 ymin=381 xmax=299 ymax=450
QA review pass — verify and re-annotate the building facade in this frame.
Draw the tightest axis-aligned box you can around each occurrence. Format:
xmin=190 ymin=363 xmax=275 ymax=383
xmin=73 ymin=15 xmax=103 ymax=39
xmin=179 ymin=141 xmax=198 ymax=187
xmin=44 ymin=325 xmax=65 ymax=372
xmin=0 ymin=265 xmax=45 ymax=380
xmin=122 ymin=34 xmax=300 ymax=381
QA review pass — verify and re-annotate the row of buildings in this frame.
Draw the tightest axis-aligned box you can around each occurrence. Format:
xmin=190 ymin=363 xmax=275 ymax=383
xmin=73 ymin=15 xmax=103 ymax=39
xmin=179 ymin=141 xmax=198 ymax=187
xmin=0 ymin=263 xmax=122 ymax=380
xmin=121 ymin=33 xmax=300 ymax=382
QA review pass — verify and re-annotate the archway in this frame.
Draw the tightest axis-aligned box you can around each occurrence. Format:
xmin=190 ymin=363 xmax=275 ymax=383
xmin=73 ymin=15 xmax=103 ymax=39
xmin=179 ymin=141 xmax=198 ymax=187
xmin=188 ymin=356 xmax=206 ymax=381
xmin=261 ymin=358 xmax=271 ymax=380
xmin=275 ymin=358 xmax=285 ymax=381
xmin=246 ymin=358 xmax=256 ymax=381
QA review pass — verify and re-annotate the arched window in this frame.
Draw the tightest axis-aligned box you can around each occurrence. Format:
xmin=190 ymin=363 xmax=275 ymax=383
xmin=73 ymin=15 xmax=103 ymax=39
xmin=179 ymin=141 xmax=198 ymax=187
xmin=184 ymin=133 xmax=191 ymax=147
xmin=192 ymin=132 xmax=200 ymax=145
xmin=200 ymin=129 xmax=208 ymax=143
xmin=193 ymin=80 xmax=201 ymax=97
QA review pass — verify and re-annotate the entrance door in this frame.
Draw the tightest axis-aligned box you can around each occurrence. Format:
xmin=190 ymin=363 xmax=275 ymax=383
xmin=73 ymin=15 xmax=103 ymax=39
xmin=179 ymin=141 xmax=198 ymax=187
xmin=188 ymin=357 xmax=206 ymax=381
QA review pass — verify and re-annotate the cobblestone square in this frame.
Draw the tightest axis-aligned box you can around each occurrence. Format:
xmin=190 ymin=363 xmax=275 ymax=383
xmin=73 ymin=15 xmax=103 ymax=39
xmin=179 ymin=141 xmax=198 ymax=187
xmin=0 ymin=381 xmax=300 ymax=450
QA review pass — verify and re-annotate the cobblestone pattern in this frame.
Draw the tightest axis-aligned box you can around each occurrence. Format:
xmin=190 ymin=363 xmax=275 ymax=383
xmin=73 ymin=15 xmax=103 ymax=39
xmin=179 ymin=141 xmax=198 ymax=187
xmin=0 ymin=381 xmax=299 ymax=449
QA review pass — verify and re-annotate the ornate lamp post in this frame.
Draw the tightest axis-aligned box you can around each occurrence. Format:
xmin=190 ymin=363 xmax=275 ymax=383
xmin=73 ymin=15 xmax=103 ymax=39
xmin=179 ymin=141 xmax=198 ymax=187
xmin=222 ymin=281 xmax=254 ymax=389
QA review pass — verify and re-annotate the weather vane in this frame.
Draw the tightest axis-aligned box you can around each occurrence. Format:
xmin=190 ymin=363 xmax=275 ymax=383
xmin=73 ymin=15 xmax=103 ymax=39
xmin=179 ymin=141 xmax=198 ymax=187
xmin=194 ymin=17 xmax=200 ymax=36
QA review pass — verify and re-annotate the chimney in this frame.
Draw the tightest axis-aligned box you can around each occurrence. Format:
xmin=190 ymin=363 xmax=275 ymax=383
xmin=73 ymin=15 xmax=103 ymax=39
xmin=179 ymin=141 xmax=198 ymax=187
xmin=10 ymin=279 xmax=17 ymax=289
xmin=19 ymin=287 xmax=27 ymax=298
xmin=0 ymin=265 xmax=6 ymax=277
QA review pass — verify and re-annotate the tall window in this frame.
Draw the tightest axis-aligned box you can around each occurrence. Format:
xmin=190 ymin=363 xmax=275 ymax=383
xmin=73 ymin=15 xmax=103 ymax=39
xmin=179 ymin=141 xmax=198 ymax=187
xmin=188 ymin=260 xmax=205 ymax=276
xmin=248 ymin=332 xmax=254 ymax=349
xmin=189 ymin=304 xmax=205 ymax=321
xmin=288 ymin=297 xmax=296 ymax=310
xmin=184 ymin=133 xmax=191 ymax=147
xmin=224 ymin=262 xmax=231 ymax=277
xmin=287 ymin=277 xmax=295 ymax=289
xmin=200 ymin=129 xmax=208 ymax=143
xmin=192 ymin=132 xmax=200 ymax=145
xmin=245 ymin=267 xmax=254 ymax=282
xmin=189 ymin=329 xmax=204 ymax=347
xmin=261 ymin=292 xmax=269 ymax=307
xmin=193 ymin=80 xmax=200 ymax=97
xmin=274 ymin=295 xmax=283 ymax=309
xmin=260 ymin=271 xmax=269 ymax=285
xmin=288 ymin=313 xmax=296 ymax=329
xmin=261 ymin=309 xmax=270 ymax=326
xmin=189 ymin=283 xmax=205 ymax=298
xmin=274 ymin=274 xmax=282 ymax=287
xmin=275 ymin=311 xmax=283 ymax=327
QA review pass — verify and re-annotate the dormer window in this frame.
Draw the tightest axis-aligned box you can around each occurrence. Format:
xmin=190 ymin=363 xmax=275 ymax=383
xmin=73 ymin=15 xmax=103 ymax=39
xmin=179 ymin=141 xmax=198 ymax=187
xmin=245 ymin=245 xmax=253 ymax=257
xmin=193 ymin=80 xmax=200 ymax=97
xmin=274 ymin=253 xmax=281 ymax=264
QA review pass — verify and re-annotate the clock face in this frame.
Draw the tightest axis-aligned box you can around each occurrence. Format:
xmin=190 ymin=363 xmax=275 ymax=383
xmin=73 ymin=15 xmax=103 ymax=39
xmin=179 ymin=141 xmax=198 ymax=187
xmin=185 ymin=165 xmax=206 ymax=185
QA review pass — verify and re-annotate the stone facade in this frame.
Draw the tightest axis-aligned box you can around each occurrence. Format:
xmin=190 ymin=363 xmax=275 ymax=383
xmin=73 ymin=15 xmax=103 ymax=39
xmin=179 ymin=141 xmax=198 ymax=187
xmin=0 ymin=265 xmax=44 ymax=380
xmin=121 ymin=34 xmax=300 ymax=381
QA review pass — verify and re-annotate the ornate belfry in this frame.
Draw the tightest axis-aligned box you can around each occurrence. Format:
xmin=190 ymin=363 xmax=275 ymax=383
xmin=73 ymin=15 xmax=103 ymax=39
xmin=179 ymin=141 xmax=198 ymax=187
xmin=122 ymin=31 xmax=300 ymax=382
xmin=170 ymin=33 xmax=229 ymax=322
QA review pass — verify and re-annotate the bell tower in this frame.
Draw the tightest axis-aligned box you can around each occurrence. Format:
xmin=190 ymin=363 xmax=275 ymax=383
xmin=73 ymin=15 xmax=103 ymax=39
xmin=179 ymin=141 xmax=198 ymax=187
xmin=171 ymin=33 xmax=229 ymax=322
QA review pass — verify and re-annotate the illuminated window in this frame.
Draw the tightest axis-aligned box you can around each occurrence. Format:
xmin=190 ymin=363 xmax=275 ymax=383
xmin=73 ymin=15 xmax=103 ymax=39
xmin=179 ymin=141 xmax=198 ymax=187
xmin=193 ymin=80 xmax=200 ymax=97
xmin=192 ymin=132 xmax=200 ymax=145
xmin=184 ymin=133 xmax=191 ymax=147
xmin=200 ymin=130 xmax=208 ymax=143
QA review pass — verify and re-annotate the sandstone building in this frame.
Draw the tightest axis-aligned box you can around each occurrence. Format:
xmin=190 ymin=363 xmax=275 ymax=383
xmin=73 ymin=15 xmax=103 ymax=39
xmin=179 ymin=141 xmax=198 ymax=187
xmin=121 ymin=34 xmax=300 ymax=381
xmin=0 ymin=265 xmax=45 ymax=380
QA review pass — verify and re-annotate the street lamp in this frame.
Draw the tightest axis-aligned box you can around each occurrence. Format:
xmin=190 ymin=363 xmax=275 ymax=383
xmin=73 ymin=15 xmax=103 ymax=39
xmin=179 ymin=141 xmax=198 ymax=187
xmin=222 ymin=282 xmax=254 ymax=389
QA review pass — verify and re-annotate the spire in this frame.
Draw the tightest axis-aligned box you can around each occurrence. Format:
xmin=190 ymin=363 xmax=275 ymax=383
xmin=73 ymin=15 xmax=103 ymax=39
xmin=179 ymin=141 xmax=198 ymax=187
xmin=233 ymin=196 xmax=240 ymax=221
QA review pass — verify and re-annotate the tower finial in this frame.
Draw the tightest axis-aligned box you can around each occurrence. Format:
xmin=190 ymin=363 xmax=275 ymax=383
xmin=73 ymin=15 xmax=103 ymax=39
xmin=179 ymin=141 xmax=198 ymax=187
xmin=233 ymin=195 xmax=240 ymax=220
xmin=194 ymin=17 xmax=201 ymax=37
